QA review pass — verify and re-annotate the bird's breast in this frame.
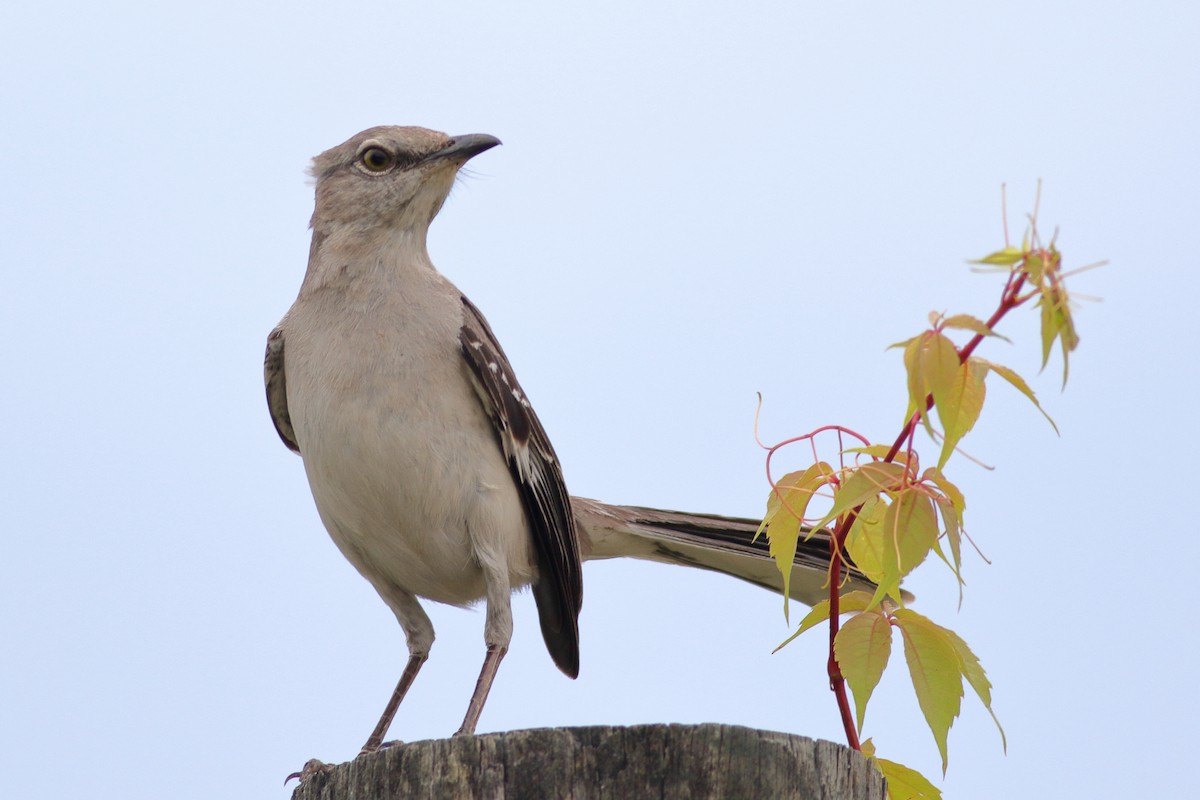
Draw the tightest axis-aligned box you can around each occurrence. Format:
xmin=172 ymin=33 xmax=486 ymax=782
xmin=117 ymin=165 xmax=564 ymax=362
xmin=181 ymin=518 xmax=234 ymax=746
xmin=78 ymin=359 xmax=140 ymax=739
xmin=281 ymin=288 xmax=534 ymax=606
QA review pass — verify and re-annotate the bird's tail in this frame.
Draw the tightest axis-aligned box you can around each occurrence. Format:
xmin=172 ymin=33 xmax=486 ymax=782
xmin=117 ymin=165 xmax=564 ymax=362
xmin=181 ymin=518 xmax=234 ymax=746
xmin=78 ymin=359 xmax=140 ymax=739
xmin=571 ymin=497 xmax=882 ymax=607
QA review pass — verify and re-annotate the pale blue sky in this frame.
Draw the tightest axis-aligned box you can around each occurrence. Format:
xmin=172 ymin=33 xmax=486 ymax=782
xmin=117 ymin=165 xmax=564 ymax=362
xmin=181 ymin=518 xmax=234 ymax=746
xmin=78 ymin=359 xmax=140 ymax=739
xmin=3 ymin=2 xmax=1196 ymax=798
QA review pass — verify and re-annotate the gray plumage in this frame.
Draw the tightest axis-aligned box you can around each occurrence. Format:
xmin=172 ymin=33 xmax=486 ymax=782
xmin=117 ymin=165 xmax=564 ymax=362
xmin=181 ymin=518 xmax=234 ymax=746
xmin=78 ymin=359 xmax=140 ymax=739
xmin=266 ymin=125 xmax=873 ymax=751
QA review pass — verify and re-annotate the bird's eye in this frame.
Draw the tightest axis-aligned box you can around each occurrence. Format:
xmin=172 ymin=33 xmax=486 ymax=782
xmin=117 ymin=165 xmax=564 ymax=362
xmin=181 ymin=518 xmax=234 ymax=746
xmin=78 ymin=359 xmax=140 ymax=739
xmin=360 ymin=147 xmax=395 ymax=172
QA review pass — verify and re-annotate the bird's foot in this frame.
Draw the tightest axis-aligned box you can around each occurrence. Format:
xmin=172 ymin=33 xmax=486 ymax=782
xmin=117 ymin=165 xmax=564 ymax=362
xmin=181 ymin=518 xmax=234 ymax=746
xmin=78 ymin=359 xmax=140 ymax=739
xmin=284 ymin=758 xmax=331 ymax=786
xmin=358 ymin=739 xmax=403 ymax=757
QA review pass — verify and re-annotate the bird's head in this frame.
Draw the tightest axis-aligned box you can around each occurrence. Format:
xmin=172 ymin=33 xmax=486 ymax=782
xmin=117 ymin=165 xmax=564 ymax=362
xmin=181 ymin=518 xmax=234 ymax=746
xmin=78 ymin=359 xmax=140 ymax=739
xmin=308 ymin=126 xmax=501 ymax=237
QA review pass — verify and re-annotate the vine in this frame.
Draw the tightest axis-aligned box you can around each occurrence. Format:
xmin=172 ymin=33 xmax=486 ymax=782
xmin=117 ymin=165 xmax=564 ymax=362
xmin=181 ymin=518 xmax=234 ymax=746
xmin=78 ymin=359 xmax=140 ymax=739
xmin=755 ymin=189 xmax=1090 ymax=798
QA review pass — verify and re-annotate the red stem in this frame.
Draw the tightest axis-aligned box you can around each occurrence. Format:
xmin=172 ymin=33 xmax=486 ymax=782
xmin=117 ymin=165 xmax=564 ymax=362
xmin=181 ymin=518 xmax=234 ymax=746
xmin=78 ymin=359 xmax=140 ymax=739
xmin=827 ymin=513 xmax=861 ymax=750
xmin=827 ymin=267 xmax=1031 ymax=751
xmin=882 ymin=273 xmax=1029 ymax=463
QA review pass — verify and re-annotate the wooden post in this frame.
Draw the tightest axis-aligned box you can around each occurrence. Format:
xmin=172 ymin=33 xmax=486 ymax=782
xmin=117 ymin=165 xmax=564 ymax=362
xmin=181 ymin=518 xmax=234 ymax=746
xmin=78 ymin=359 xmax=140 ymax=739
xmin=290 ymin=723 xmax=886 ymax=799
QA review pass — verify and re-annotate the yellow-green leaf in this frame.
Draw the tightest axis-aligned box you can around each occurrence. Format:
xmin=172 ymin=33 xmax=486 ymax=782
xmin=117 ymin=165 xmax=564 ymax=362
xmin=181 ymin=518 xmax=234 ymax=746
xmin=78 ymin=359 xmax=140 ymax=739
xmin=888 ymin=488 xmax=939 ymax=579
xmin=975 ymin=357 xmax=1059 ymax=434
xmin=764 ymin=463 xmax=833 ymax=523
xmin=774 ymin=590 xmax=875 ymax=652
xmin=894 ymin=609 xmax=965 ymax=774
xmin=843 ymin=444 xmax=898 ymax=460
xmin=811 ymin=462 xmax=909 ymax=534
xmin=941 ymin=627 xmax=1007 ymax=753
xmin=924 ymin=333 xmax=965 ymax=444
xmin=902 ymin=334 xmax=926 ymax=425
xmin=775 ymin=599 xmax=830 ymax=652
xmin=936 ymin=358 xmax=987 ymax=470
xmin=835 ymin=610 xmax=893 ymax=731
xmin=874 ymin=758 xmax=943 ymax=800
xmin=837 ymin=590 xmax=876 ymax=614
xmin=843 ymin=446 xmax=917 ymax=475
xmin=762 ymin=463 xmax=832 ymax=621
xmin=971 ymin=246 xmax=1024 ymax=266
xmin=865 ymin=489 xmax=937 ymax=609
xmin=1059 ymin=315 xmax=1079 ymax=386
xmin=931 ymin=494 xmax=964 ymax=595
xmin=1024 ymin=252 xmax=1045 ymax=285
xmin=1047 ymin=243 xmax=1062 ymax=266
xmin=941 ymin=314 xmax=1009 ymax=342
xmin=845 ymin=496 xmax=888 ymax=585
xmin=1038 ymin=285 xmax=1079 ymax=388
xmin=1039 ymin=292 xmax=1057 ymax=368
xmin=765 ymin=511 xmax=801 ymax=618
xmin=922 ymin=468 xmax=965 ymax=516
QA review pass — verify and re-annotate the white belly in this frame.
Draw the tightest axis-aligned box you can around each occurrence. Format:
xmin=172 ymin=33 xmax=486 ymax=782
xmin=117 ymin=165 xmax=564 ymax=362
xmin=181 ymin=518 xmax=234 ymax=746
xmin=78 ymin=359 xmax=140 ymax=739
xmin=283 ymin=286 xmax=535 ymax=608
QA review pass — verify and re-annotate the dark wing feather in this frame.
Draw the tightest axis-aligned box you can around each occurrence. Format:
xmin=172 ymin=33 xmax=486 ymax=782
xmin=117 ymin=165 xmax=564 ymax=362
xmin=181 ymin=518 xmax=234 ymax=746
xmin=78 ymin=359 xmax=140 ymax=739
xmin=458 ymin=296 xmax=582 ymax=678
xmin=265 ymin=326 xmax=300 ymax=453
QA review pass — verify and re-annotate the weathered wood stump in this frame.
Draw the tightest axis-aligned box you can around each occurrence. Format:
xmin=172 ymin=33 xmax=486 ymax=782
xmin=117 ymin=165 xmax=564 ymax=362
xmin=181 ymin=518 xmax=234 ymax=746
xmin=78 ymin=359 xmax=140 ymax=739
xmin=290 ymin=723 xmax=885 ymax=799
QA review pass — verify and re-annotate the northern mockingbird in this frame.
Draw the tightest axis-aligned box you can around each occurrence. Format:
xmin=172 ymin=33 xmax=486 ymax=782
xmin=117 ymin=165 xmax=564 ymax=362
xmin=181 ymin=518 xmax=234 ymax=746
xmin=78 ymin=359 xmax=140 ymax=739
xmin=266 ymin=126 xmax=870 ymax=751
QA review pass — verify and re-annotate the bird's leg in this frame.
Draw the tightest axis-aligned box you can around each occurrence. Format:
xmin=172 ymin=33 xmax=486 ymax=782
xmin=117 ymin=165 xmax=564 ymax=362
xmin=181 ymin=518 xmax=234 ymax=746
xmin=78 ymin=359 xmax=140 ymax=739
xmin=454 ymin=541 xmax=515 ymax=737
xmin=454 ymin=644 xmax=507 ymax=736
xmin=357 ymin=589 xmax=435 ymax=754
xmin=360 ymin=651 xmax=428 ymax=754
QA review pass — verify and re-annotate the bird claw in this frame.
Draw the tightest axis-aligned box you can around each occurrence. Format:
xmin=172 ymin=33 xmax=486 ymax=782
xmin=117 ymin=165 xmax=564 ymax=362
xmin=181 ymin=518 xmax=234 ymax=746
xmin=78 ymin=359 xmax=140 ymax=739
xmin=285 ymin=758 xmax=330 ymax=786
xmin=358 ymin=739 xmax=402 ymax=757
xmin=286 ymin=742 xmax=400 ymax=787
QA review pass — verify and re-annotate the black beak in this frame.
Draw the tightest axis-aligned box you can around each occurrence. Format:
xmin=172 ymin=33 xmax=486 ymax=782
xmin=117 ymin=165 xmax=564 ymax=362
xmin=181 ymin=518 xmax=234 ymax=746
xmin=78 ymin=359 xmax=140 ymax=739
xmin=426 ymin=133 xmax=502 ymax=164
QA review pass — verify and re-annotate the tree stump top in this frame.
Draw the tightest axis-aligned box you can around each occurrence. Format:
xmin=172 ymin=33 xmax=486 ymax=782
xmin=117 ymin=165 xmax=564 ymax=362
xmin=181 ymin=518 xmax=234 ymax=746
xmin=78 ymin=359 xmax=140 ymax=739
xmin=290 ymin=723 xmax=885 ymax=799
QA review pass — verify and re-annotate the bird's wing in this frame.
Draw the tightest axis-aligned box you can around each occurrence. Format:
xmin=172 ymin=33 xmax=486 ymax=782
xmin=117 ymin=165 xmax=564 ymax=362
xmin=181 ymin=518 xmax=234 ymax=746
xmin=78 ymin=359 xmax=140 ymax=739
xmin=264 ymin=325 xmax=300 ymax=453
xmin=458 ymin=295 xmax=582 ymax=678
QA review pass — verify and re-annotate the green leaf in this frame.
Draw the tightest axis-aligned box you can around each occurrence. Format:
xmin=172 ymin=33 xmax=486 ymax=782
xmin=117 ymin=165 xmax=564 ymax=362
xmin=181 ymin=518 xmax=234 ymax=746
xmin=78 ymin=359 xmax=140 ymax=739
xmin=1059 ymin=315 xmax=1079 ymax=386
xmin=765 ymin=512 xmax=801 ymax=617
xmin=926 ymin=470 xmax=964 ymax=587
xmin=902 ymin=334 xmax=926 ymax=425
xmin=897 ymin=329 xmax=962 ymax=436
xmin=811 ymin=462 xmax=908 ymax=535
xmin=838 ymin=590 xmax=876 ymax=613
xmin=843 ymin=444 xmax=899 ymax=460
xmin=924 ymin=333 xmax=965 ymax=444
xmin=1052 ymin=287 xmax=1080 ymax=385
xmin=775 ymin=599 xmax=830 ymax=652
xmin=835 ymin=610 xmax=893 ymax=731
xmin=774 ymin=590 xmax=875 ymax=652
xmin=1039 ymin=292 xmax=1057 ymax=369
xmin=1024 ymin=252 xmax=1045 ymax=285
xmin=894 ymin=609 xmax=965 ymax=774
xmin=971 ymin=246 xmax=1024 ymax=266
xmin=974 ymin=357 xmax=1059 ymax=434
xmin=762 ymin=463 xmax=832 ymax=621
xmin=936 ymin=358 xmax=987 ymax=470
xmin=941 ymin=627 xmax=1007 ymax=752
xmin=764 ymin=463 xmax=832 ymax=523
xmin=922 ymin=468 xmax=965 ymax=516
xmin=761 ymin=489 xmax=802 ymax=543
xmin=1038 ymin=285 xmax=1079 ymax=388
xmin=874 ymin=758 xmax=943 ymax=800
xmin=927 ymin=484 xmax=964 ymax=597
xmin=845 ymin=496 xmax=888 ymax=585
xmin=865 ymin=488 xmax=937 ymax=609
xmin=940 ymin=314 xmax=1010 ymax=342
xmin=888 ymin=488 xmax=939 ymax=579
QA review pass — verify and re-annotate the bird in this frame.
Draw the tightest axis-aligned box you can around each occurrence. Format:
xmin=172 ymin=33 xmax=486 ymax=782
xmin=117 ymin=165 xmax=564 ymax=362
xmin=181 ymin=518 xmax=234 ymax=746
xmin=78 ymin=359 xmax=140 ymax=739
xmin=265 ymin=125 xmax=873 ymax=754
